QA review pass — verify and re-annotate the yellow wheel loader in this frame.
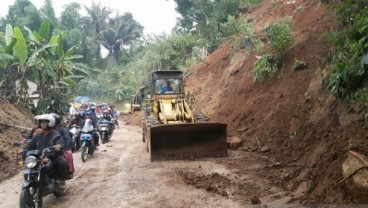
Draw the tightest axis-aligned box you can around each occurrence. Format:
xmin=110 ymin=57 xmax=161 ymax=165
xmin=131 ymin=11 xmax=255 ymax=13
xmin=142 ymin=70 xmax=228 ymax=161
xmin=130 ymin=93 xmax=142 ymax=112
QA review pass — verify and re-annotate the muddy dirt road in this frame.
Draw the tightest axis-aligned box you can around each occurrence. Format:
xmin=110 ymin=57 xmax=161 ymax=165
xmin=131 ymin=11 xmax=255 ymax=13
xmin=0 ymin=123 xmax=293 ymax=208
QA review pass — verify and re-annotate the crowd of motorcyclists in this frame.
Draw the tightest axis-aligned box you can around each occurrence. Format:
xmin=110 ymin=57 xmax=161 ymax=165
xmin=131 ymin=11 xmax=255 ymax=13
xmin=21 ymin=102 xmax=119 ymax=206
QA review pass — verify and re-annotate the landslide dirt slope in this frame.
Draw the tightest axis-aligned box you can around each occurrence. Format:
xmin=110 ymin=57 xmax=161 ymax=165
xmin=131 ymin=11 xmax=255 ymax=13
xmin=183 ymin=0 xmax=366 ymax=203
xmin=0 ymin=98 xmax=33 ymax=181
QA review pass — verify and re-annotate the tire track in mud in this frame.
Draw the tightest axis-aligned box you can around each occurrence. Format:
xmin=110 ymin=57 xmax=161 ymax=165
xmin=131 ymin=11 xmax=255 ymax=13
xmin=0 ymin=123 xmax=287 ymax=207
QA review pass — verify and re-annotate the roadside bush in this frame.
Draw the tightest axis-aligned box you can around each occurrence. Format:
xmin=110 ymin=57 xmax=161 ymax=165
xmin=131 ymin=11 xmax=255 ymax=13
xmin=238 ymin=0 xmax=263 ymax=11
xmin=325 ymin=0 xmax=368 ymax=98
xmin=252 ymin=55 xmax=277 ymax=82
xmin=324 ymin=54 xmax=367 ymax=97
xmin=350 ymin=87 xmax=368 ymax=121
xmin=263 ymin=17 xmax=294 ymax=61
xmin=220 ymin=16 xmax=263 ymax=53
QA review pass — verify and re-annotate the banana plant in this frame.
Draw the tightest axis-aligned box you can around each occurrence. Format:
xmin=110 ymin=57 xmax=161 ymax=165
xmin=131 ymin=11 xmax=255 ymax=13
xmin=0 ymin=21 xmax=96 ymax=113
xmin=0 ymin=25 xmax=19 ymax=102
xmin=26 ymin=22 xmax=97 ymax=113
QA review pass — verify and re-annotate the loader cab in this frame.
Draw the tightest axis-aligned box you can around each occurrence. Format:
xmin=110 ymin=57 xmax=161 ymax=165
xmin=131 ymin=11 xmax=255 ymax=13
xmin=152 ymin=71 xmax=184 ymax=95
xmin=154 ymin=79 xmax=184 ymax=94
xmin=145 ymin=70 xmax=185 ymax=118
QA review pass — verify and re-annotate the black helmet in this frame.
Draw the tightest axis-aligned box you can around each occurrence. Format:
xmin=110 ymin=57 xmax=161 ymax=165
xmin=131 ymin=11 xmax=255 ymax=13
xmin=79 ymin=111 xmax=85 ymax=119
xmin=50 ymin=113 xmax=61 ymax=126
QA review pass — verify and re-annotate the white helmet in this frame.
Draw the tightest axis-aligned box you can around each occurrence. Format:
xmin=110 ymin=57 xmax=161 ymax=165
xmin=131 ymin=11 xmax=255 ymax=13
xmin=37 ymin=114 xmax=56 ymax=128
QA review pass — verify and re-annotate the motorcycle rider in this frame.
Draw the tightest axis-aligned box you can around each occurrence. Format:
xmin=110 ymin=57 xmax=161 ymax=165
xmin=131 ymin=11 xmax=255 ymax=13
xmin=23 ymin=114 xmax=69 ymax=181
xmin=68 ymin=112 xmax=84 ymax=128
xmin=90 ymin=105 xmax=98 ymax=122
xmin=110 ymin=106 xmax=119 ymax=129
xmin=51 ymin=113 xmax=75 ymax=179
xmin=80 ymin=111 xmax=100 ymax=146
xmin=25 ymin=115 xmax=43 ymax=140
xmin=100 ymin=110 xmax=113 ymax=136
xmin=68 ymin=112 xmax=84 ymax=150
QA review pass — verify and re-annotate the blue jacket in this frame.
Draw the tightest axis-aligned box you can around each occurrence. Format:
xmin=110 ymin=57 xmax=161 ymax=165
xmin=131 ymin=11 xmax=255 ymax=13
xmin=160 ymin=85 xmax=173 ymax=94
xmin=56 ymin=126 xmax=73 ymax=150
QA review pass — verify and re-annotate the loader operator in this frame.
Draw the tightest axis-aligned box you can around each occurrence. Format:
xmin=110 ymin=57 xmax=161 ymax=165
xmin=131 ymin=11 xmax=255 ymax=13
xmin=160 ymin=80 xmax=173 ymax=94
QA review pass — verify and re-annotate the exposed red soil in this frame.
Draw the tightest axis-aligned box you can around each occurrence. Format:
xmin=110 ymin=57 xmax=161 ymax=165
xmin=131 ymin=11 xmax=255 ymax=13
xmin=126 ymin=0 xmax=366 ymax=204
xmin=0 ymin=98 xmax=34 ymax=181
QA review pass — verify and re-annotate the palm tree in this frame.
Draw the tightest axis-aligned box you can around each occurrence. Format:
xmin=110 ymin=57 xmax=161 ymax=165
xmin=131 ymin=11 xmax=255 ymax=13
xmin=99 ymin=13 xmax=143 ymax=68
xmin=82 ymin=1 xmax=111 ymax=60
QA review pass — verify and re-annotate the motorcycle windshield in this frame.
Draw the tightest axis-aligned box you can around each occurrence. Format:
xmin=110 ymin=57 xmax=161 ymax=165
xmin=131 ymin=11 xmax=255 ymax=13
xmin=69 ymin=128 xmax=77 ymax=134
xmin=81 ymin=133 xmax=91 ymax=141
xmin=99 ymin=119 xmax=109 ymax=123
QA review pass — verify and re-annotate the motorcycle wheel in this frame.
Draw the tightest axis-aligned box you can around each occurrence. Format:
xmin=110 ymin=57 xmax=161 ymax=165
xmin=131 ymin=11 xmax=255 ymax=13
xmin=19 ymin=187 xmax=35 ymax=208
xmin=53 ymin=190 xmax=63 ymax=198
xmin=35 ymin=187 xmax=43 ymax=208
xmin=53 ymin=184 xmax=65 ymax=198
xmin=90 ymin=140 xmax=95 ymax=155
xmin=104 ymin=134 xmax=108 ymax=143
xmin=142 ymin=130 xmax=145 ymax=143
xmin=76 ymin=138 xmax=81 ymax=151
xmin=81 ymin=146 xmax=88 ymax=162
xmin=102 ymin=133 xmax=106 ymax=144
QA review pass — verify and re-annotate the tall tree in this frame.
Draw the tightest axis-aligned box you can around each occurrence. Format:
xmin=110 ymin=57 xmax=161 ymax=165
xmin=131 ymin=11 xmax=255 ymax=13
xmin=60 ymin=3 xmax=82 ymax=30
xmin=40 ymin=0 xmax=58 ymax=27
xmin=83 ymin=1 xmax=111 ymax=60
xmin=6 ymin=0 xmax=41 ymax=31
xmin=100 ymin=12 xmax=143 ymax=67
xmin=174 ymin=0 xmax=243 ymax=51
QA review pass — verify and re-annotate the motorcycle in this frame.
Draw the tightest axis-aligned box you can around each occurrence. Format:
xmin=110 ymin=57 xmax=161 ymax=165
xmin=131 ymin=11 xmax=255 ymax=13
xmin=110 ymin=116 xmax=118 ymax=132
xmin=96 ymin=112 xmax=103 ymax=119
xmin=98 ymin=119 xmax=111 ymax=144
xmin=80 ymin=119 xmax=96 ymax=162
xmin=19 ymin=147 xmax=65 ymax=208
xmin=69 ymin=124 xmax=81 ymax=152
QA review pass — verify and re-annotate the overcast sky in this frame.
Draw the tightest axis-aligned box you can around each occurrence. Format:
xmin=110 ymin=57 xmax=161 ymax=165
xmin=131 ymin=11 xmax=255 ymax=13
xmin=0 ymin=0 xmax=180 ymax=35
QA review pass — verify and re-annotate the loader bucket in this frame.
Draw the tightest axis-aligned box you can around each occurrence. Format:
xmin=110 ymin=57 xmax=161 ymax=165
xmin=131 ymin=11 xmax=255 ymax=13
xmin=149 ymin=123 xmax=227 ymax=161
xmin=132 ymin=104 xmax=141 ymax=112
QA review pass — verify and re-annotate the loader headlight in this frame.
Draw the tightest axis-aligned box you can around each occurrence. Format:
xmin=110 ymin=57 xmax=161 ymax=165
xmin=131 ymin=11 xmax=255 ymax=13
xmin=25 ymin=156 xmax=37 ymax=168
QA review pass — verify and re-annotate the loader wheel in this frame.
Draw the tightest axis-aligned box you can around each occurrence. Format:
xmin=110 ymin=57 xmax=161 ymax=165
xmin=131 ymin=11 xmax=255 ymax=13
xmin=142 ymin=130 xmax=145 ymax=143
xmin=144 ymin=116 xmax=157 ymax=153
xmin=146 ymin=138 xmax=149 ymax=152
xmin=142 ymin=122 xmax=146 ymax=143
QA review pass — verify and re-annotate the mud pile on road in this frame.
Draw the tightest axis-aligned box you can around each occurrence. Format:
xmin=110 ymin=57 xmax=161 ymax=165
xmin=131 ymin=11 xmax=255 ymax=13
xmin=0 ymin=98 xmax=33 ymax=181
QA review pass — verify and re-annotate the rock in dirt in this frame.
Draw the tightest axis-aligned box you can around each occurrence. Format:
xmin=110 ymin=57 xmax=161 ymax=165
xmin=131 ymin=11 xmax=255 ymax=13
xmin=250 ymin=195 xmax=261 ymax=204
xmin=260 ymin=146 xmax=271 ymax=153
xmin=227 ymin=136 xmax=243 ymax=150
xmin=341 ymin=151 xmax=368 ymax=203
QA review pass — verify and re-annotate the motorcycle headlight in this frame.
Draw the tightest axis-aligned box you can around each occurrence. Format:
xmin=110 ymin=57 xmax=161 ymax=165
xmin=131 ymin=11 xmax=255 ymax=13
xmin=25 ymin=156 xmax=37 ymax=168
xmin=69 ymin=128 xmax=77 ymax=134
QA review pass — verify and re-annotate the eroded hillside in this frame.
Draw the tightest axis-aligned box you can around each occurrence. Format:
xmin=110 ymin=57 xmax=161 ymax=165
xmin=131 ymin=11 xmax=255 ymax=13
xmin=183 ymin=0 xmax=365 ymax=203
xmin=0 ymin=98 xmax=33 ymax=181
